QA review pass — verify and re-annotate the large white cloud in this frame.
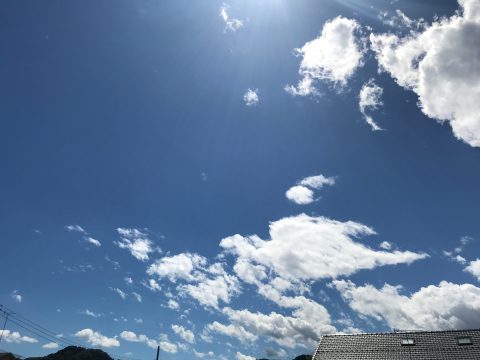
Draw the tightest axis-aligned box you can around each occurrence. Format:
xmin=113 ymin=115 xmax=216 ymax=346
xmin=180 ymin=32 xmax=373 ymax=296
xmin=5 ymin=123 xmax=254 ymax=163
xmin=115 ymin=228 xmax=154 ymax=262
xmin=75 ymin=329 xmax=119 ymax=348
xmin=220 ymin=306 xmax=334 ymax=349
xmin=286 ymin=16 xmax=364 ymax=95
xmin=221 ymin=214 xmax=427 ymax=282
xmin=370 ymin=0 xmax=480 ymax=147
xmin=333 ymin=280 xmax=480 ymax=330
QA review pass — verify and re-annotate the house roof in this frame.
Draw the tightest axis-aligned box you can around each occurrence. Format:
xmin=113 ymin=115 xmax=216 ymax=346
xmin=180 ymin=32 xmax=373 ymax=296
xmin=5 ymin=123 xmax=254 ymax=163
xmin=313 ymin=329 xmax=480 ymax=360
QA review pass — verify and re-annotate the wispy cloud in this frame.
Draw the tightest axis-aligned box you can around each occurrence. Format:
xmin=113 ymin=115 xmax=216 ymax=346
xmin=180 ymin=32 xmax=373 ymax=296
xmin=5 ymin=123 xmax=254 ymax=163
xmin=359 ymin=79 xmax=384 ymax=131
xmin=220 ymin=4 xmax=243 ymax=32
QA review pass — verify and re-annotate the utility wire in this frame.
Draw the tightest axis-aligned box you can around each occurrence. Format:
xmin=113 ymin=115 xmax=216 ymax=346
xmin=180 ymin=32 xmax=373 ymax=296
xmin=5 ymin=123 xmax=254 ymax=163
xmin=0 ymin=305 xmax=138 ymax=360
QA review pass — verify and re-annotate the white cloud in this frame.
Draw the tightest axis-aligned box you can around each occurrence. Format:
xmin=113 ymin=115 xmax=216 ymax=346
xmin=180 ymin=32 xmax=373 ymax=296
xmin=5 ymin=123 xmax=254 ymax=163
xmin=205 ymin=322 xmax=257 ymax=343
xmin=194 ymin=350 xmax=214 ymax=359
xmin=370 ymin=0 xmax=480 ymax=147
xmin=379 ymin=241 xmax=392 ymax=250
xmin=124 ymin=277 xmax=133 ymax=285
xmin=105 ymin=256 xmax=121 ymax=270
xmin=120 ymin=331 xmax=160 ymax=349
xmin=110 ymin=287 xmax=127 ymax=300
xmin=134 ymin=318 xmax=143 ymax=324
xmin=75 ymin=329 xmax=119 ymax=348
xmin=167 ymin=299 xmax=180 ymax=310
xmin=65 ymin=224 xmax=87 ymax=234
xmin=85 ymin=237 xmax=101 ymax=247
xmin=171 ymin=324 xmax=195 ymax=344
xmin=147 ymin=253 xmax=207 ymax=282
xmin=285 ymin=186 xmax=315 ymax=205
xmin=286 ymin=16 xmax=364 ymax=95
xmin=220 ymin=3 xmax=243 ymax=32
xmin=179 ymin=273 xmax=241 ymax=309
xmin=235 ymin=352 xmax=255 ymax=360
xmin=116 ymin=228 xmax=154 ymax=262
xmin=333 ymin=280 xmax=480 ymax=330
xmin=132 ymin=292 xmax=142 ymax=303
xmin=221 ymin=306 xmax=333 ymax=349
xmin=299 ymin=174 xmax=336 ymax=189
xmin=285 ymin=175 xmax=335 ymax=205
xmin=220 ymin=214 xmax=427 ymax=283
xmin=82 ymin=309 xmax=102 ymax=318
xmin=378 ymin=9 xmax=426 ymax=29
xmin=11 ymin=290 xmax=22 ymax=303
xmin=143 ymin=278 xmax=161 ymax=292
xmin=358 ymin=79 xmax=384 ymax=131
xmin=465 ymin=259 xmax=480 ymax=281
xmin=42 ymin=342 xmax=59 ymax=349
xmin=0 ymin=330 xmax=37 ymax=343
xmin=243 ymin=89 xmax=259 ymax=106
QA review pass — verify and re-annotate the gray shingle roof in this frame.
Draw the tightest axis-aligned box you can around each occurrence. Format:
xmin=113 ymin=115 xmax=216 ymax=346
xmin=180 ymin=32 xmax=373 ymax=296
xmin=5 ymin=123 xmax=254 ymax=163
xmin=313 ymin=329 xmax=480 ymax=360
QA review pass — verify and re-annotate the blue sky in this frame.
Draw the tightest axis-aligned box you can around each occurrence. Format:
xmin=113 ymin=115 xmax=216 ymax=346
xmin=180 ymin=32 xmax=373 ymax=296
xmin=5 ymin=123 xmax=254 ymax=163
xmin=1 ymin=0 xmax=480 ymax=359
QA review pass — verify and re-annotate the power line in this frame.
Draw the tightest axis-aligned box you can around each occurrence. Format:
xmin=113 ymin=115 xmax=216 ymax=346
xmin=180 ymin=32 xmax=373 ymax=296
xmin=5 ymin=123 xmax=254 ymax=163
xmin=0 ymin=305 xmax=139 ymax=360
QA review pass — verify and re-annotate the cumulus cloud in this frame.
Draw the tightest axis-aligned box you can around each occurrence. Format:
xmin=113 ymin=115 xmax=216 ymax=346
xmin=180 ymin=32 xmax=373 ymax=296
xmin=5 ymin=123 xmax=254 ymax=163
xmin=286 ymin=16 xmax=364 ymax=95
xmin=220 ymin=214 xmax=427 ymax=283
xmin=42 ymin=342 xmax=59 ymax=349
xmin=235 ymin=352 xmax=255 ymax=360
xmin=465 ymin=259 xmax=480 ymax=281
xmin=333 ymin=280 xmax=480 ymax=330
xmin=168 ymin=299 xmax=180 ymax=310
xmin=243 ymin=89 xmax=259 ymax=106
xmin=120 ymin=331 xmax=159 ymax=349
xmin=205 ymin=321 xmax=257 ymax=343
xmin=220 ymin=3 xmax=243 ymax=32
xmin=358 ymin=79 xmax=384 ymax=131
xmin=147 ymin=253 xmax=207 ymax=282
xmin=11 ymin=290 xmax=22 ymax=303
xmin=171 ymin=324 xmax=195 ymax=344
xmin=115 ymin=228 xmax=154 ymax=262
xmin=75 ymin=329 xmax=119 ymax=348
xmin=0 ymin=330 xmax=37 ymax=343
xmin=221 ymin=306 xmax=334 ymax=349
xmin=370 ymin=0 xmax=480 ymax=147
xmin=179 ymin=272 xmax=241 ymax=309
xmin=285 ymin=175 xmax=335 ymax=205
xmin=285 ymin=186 xmax=315 ymax=205
xmin=379 ymin=241 xmax=392 ymax=250
xmin=143 ymin=278 xmax=161 ymax=292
